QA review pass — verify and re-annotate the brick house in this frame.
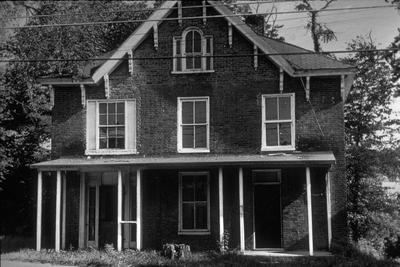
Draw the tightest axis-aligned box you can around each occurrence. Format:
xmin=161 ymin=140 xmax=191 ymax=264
xmin=32 ymin=0 xmax=355 ymax=255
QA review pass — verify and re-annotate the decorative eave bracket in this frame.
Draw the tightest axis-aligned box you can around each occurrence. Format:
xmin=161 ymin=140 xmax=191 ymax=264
xmin=153 ymin=23 xmax=159 ymax=50
xmin=279 ymin=68 xmax=284 ymax=93
xmin=341 ymin=75 xmax=345 ymax=100
xmin=202 ymin=1 xmax=207 ymax=25
xmin=104 ymin=74 xmax=110 ymax=99
xmin=228 ymin=22 xmax=233 ymax=48
xmin=254 ymin=44 xmax=258 ymax=70
xmin=178 ymin=0 xmax=182 ymax=26
xmin=128 ymin=50 xmax=133 ymax=75
xmin=49 ymin=85 xmax=54 ymax=109
xmin=305 ymin=76 xmax=310 ymax=101
xmin=80 ymin=84 xmax=86 ymax=108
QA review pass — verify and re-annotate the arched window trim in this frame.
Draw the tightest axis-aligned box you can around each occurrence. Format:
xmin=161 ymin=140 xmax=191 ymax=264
xmin=173 ymin=27 xmax=214 ymax=74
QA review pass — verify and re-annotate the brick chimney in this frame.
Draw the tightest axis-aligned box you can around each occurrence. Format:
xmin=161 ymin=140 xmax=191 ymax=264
xmin=245 ymin=15 xmax=265 ymax=36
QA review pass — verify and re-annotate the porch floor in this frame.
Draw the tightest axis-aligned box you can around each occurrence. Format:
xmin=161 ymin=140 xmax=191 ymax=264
xmin=243 ymin=250 xmax=333 ymax=257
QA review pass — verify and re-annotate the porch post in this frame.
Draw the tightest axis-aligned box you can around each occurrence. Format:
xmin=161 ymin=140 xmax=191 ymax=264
xmin=306 ymin=167 xmax=314 ymax=256
xmin=36 ymin=171 xmax=42 ymax=251
xmin=78 ymin=172 xmax=86 ymax=249
xmin=136 ymin=169 xmax=142 ymax=250
xmin=117 ymin=170 xmax=123 ymax=251
xmin=326 ymin=170 xmax=332 ymax=250
xmin=61 ymin=173 xmax=66 ymax=250
xmin=218 ymin=167 xmax=224 ymax=249
xmin=55 ymin=170 xmax=61 ymax=252
xmin=239 ymin=167 xmax=245 ymax=252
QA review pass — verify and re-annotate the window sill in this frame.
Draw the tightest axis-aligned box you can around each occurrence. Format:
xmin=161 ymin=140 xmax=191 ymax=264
xmin=178 ymin=149 xmax=210 ymax=154
xmin=261 ymin=146 xmax=295 ymax=152
xmin=171 ymin=70 xmax=215 ymax=74
xmin=178 ymin=231 xmax=211 ymax=235
xmin=85 ymin=149 xmax=138 ymax=156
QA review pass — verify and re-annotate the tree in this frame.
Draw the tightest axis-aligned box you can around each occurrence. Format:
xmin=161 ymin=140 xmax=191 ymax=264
xmin=224 ymin=0 xmax=284 ymax=41
xmin=0 ymin=0 xmax=150 ymax=236
xmin=343 ymin=35 xmax=400 ymax=257
xmin=295 ymin=0 xmax=337 ymax=52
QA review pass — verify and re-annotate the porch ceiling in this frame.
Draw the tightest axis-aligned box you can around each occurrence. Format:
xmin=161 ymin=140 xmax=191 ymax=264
xmin=31 ymin=151 xmax=335 ymax=171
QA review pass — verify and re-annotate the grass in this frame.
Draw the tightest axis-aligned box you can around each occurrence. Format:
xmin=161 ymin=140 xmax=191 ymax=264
xmin=2 ymin=248 xmax=400 ymax=267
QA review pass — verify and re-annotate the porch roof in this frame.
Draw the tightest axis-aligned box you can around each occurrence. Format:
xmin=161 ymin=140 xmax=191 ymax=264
xmin=31 ymin=151 xmax=335 ymax=171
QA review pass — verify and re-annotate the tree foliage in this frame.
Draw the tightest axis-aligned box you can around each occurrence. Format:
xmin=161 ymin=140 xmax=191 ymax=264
xmin=295 ymin=0 xmax=337 ymax=52
xmin=0 ymin=0 xmax=151 ymax=235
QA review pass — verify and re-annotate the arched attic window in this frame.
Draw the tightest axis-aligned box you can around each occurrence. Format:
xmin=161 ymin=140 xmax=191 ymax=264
xmin=173 ymin=27 xmax=213 ymax=73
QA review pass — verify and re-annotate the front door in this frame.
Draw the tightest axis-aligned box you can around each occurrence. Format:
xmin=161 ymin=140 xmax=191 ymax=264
xmin=99 ymin=185 xmax=118 ymax=248
xmin=253 ymin=170 xmax=282 ymax=249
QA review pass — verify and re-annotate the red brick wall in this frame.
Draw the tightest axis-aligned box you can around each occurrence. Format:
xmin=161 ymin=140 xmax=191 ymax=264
xmin=52 ymin=3 xmax=346 ymax=251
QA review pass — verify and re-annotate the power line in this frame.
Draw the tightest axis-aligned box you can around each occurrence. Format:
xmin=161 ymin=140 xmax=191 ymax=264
xmin=1 ymin=48 xmax=398 ymax=63
xmin=0 ymin=4 xmax=395 ymax=30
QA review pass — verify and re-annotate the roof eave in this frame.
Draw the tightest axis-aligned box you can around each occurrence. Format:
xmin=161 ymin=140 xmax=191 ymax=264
xmin=38 ymin=77 xmax=95 ymax=86
xmin=292 ymin=68 xmax=356 ymax=77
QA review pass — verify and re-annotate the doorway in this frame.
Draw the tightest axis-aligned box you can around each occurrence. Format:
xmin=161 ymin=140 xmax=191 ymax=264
xmin=253 ymin=170 xmax=282 ymax=249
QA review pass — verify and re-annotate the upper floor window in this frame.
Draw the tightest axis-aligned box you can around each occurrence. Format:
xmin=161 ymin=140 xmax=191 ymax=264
xmin=86 ymin=99 xmax=137 ymax=155
xmin=261 ymin=94 xmax=295 ymax=151
xmin=177 ymin=97 xmax=210 ymax=153
xmin=173 ymin=27 xmax=213 ymax=73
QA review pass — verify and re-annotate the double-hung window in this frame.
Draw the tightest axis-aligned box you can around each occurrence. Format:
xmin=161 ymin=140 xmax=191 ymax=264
xmin=179 ymin=172 xmax=210 ymax=234
xmin=177 ymin=97 xmax=210 ymax=153
xmin=86 ymin=99 xmax=136 ymax=155
xmin=261 ymin=94 xmax=295 ymax=151
xmin=173 ymin=27 xmax=213 ymax=73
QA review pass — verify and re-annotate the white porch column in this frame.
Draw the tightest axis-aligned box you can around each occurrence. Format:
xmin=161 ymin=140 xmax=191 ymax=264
xmin=55 ymin=171 xmax=61 ymax=252
xmin=239 ymin=167 xmax=245 ymax=252
xmin=78 ymin=172 xmax=86 ymax=249
xmin=117 ymin=170 xmax=123 ymax=251
xmin=36 ymin=171 xmax=42 ymax=251
xmin=136 ymin=169 xmax=142 ymax=250
xmin=306 ymin=167 xmax=314 ymax=256
xmin=218 ymin=167 xmax=224 ymax=249
xmin=61 ymin=173 xmax=66 ymax=250
xmin=326 ymin=171 xmax=332 ymax=250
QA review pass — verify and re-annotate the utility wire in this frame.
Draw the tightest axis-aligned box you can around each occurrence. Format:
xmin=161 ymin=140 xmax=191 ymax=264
xmin=0 ymin=4 xmax=396 ymax=30
xmin=1 ymin=48 xmax=398 ymax=63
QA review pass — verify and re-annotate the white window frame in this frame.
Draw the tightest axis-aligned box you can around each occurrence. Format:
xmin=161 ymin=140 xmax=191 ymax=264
xmin=261 ymin=93 xmax=295 ymax=151
xmin=86 ymin=99 xmax=137 ymax=155
xmin=172 ymin=27 xmax=214 ymax=74
xmin=177 ymin=96 xmax=210 ymax=153
xmin=178 ymin=171 xmax=211 ymax=235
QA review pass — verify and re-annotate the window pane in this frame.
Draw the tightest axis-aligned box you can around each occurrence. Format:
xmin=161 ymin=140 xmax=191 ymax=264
xmin=194 ymin=56 xmax=202 ymax=69
xmin=195 ymin=175 xmax=207 ymax=201
xmin=182 ymin=126 xmax=194 ymax=148
xmin=279 ymin=123 xmax=292 ymax=146
xmin=177 ymin=57 xmax=182 ymax=71
xmin=88 ymin=187 xmax=96 ymax=241
xmin=176 ymin=39 xmax=181 ymax=55
xmin=193 ymin=31 xmax=201 ymax=53
xmin=117 ymin=127 xmax=125 ymax=138
xmin=186 ymin=32 xmax=193 ymax=53
xmin=279 ymin=97 xmax=291 ymax=120
xmin=108 ymin=138 xmax=117 ymax=149
xmin=194 ymin=101 xmax=206 ymax=123
xmin=194 ymin=125 xmax=207 ymax=148
xmin=182 ymin=203 xmax=194 ymax=229
xmin=116 ymin=138 xmax=125 ymax=149
xmin=182 ymin=177 xmax=194 ymax=201
xmin=195 ymin=203 xmax=207 ymax=229
xmin=182 ymin=102 xmax=193 ymax=124
xmin=109 ymin=127 xmax=117 ymax=137
xmin=116 ymin=114 xmax=124 ymax=125
xmin=266 ymin=123 xmax=278 ymax=146
xmin=206 ymin=56 xmax=211 ymax=70
xmin=99 ymin=103 xmax=107 ymax=114
xmin=265 ymin=98 xmax=278 ymax=120
xmin=108 ymin=114 xmax=116 ymax=125
xmin=99 ymin=114 xmax=107 ymax=125
xmin=99 ymin=127 xmax=107 ymax=139
xmin=117 ymin=102 xmax=125 ymax=114
xmin=186 ymin=56 xmax=193 ymax=70
xmin=206 ymin=37 xmax=211 ymax=53
xmin=108 ymin=103 xmax=116 ymax=114
xmin=99 ymin=138 xmax=107 ymax=149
